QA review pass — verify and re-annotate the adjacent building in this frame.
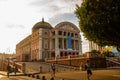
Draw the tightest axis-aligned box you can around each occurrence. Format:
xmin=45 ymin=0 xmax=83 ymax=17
xmin=81 ymin=34 xmax=101 ymax=53
xmin=16 ymin=19 xmax=82 ymax=61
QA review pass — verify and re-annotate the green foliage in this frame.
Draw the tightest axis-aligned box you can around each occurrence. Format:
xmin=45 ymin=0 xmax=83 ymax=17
xmin=75 ymin=0 xmax=120 ymax=48
xmin=117 ymin=46 xmax=120 ymax=52
xmin=90 ymin=50 xmax=100 ymax=54
xmin=102 ymin=51 xmax=115 ymax=57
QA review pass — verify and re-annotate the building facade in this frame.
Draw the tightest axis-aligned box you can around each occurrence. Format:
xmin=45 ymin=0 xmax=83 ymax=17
xmin=16 ymin=19 xmax=82 ymax=61
xmin=89 ymin=41 xmax=99 ymax=51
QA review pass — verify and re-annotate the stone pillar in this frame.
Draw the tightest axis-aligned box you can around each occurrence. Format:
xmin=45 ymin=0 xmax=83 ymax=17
xmin=62 ymin=38 xmax=64 ymax=49
xmin=55 ymin=30 xmax=59 ymax=57
xmin=49 ymin=38 xmax=52 ymax=58
xmin=66 ymin=38 xmax=68 ymax=50
xmin=73 ymin=40 xmax=75 ymax=50
xmin=78 ymin=35 xmax=82 ymax=54
xmin=39 ymin=29 xmax=43 ymax=60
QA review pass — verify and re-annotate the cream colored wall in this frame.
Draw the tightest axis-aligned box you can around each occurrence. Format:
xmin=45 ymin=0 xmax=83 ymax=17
xmin=51 ymin=22 xmax=82 ymax=57
xmin=39 ymin=29 xmax=43 ymax=59
xmin=31 ymin=30 xmax=40 ymax=60
xmin=16 ymin=21 xmax=82 ymax=61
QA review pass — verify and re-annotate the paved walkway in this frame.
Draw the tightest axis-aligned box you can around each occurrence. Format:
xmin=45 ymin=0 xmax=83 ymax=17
xmin=0 ymin=62 xmax=120 ymax=80
xmin=0 ymin=75 xmax=4 ymax=78
xmin=0 ymin=69 xmax=120 ymax=80
xmin=1 ymin=57 xmax=120 ymax=80
xmin=19 ymin=62 xmax=79 ymax=74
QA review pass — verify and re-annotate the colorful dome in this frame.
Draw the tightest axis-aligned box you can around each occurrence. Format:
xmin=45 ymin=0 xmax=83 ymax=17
xmin=32 ymin=18 xmax=53 ymax=32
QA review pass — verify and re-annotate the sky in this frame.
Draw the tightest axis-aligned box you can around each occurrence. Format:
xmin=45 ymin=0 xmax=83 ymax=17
xmin=0 ymin=0 xmax=89 ymax=53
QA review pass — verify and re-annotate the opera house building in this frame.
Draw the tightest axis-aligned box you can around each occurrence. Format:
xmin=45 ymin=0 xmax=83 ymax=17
xmin=16 ymin=18 xmax=82 ymax=61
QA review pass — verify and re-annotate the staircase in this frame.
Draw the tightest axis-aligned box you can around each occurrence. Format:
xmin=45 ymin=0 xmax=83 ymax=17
xmin=106 ymin=57 xmax=120 ymax=69
xmin=17 ymin=61 xmax=79 ymax=74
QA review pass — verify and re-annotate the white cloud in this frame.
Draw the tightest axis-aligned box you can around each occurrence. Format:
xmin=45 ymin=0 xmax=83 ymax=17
xmin=49 ymin=13 xmax=79 ymax=27
xmin=29 ymin=0 xmax=82 ymax=20
xmin=0 ymin=0 xmax=83 ymax=53
xmin=5 ymin=24 xmax=25 ymax=29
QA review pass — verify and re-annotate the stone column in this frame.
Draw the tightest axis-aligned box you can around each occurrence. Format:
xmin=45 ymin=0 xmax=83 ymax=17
xmin=73 ymin=40 xmax=75 ymax=50
xmin=39 ymin=29 xmax=43 ymax=60
xmin=78 ymin=35 xmax=82 ymax=54
xmin=66 ymin=38 xmax=68 ymax=49
xmin=62 ymin=38 xmax=64 ymax=49
xmin=55 ymin=30 xmax=59 ymax=57
xmin=49 ymin=38 xmax=52 ymax=58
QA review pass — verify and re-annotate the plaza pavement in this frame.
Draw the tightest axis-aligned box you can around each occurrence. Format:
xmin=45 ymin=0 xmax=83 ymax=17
xmin=0 ymin=69 xmax=120 ymax=80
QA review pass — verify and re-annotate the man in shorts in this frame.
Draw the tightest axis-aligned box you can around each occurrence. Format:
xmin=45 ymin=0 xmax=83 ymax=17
xmin=51 ymin=63 xmax=56 ymax=77
xmin=85 ymin=60 xmax=92 ymax=80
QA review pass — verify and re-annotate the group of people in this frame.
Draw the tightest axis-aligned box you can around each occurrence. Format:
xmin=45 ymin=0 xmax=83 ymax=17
xmin=49 ymin=61 xmax=92 ymax=80
xmin=50 ymin=60 xmax=92 ymax=80
xmin=7 ymin=61 xmax=92 ymax=80
xmin=40 ymin=64 xmax=56 ymax=80
xmin=7 ymin=65 xmax=18 ymax=78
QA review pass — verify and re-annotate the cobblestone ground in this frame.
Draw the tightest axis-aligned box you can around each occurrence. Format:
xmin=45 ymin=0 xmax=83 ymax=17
xmin=1 ymin=70 xmax=120 ymax=80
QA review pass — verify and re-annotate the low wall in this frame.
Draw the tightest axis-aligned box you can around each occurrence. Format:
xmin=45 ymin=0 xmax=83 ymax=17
xmin=46 ymin=56 xmax=106 ymax=68
xmin=0 ymin=59 xmax=23 ymax=72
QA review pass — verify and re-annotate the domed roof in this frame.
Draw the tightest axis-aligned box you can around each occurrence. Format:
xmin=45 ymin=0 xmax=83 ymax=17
xmin=32 ymin=18 xmax=53 ymax=32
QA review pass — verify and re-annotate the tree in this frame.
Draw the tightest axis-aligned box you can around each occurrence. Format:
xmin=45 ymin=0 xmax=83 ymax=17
xmin=75 ymin=0 xmax=120 ymax=51
xmin=90 ymin=50 xmax=100 ymax=54
xmin=102 ymin=51 xmax=115 ymax=57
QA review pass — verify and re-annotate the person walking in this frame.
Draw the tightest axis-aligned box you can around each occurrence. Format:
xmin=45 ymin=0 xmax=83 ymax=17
xmin=85 ymin=60 xmax=92 ymax=80
xmin=51 ymin=63 xmax=56 ymax=77
xmin=7 ymin=65 xmax=11 ymax=78
xmin=50 ymin=77 xmax=54 ymax=80
xmin=41 ymin=76 xmax=46 ymax=80
xmin=39 ymin=66 xmax=42 ymax=73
